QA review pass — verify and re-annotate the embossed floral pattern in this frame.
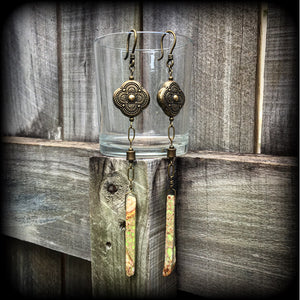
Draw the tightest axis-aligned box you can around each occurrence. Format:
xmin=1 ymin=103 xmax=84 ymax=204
xmin=157 ymin=80 xmax=185 ymax=117
xmin=113 ymin=80 xmax=150 ymax=118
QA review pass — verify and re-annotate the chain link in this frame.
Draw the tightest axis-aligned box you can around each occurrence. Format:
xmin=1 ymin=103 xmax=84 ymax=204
xmin=167 ymin=60 xmax=174 ymax=79
xmin=167 ymin=159 xmax=175 ymax=190
xmin=128 ymin=120 xmax=135 ymax=149
xmin=168 ymin=122 xmax=175 ymax=147
xmin=127 ymin=162 xmax=134 ymax=191
xmin=127 ymin=118 xmax=135 ymax=191
xmin=129 ymin=53 xmax=135 ymax=79
xmin=168 ymin=159 xmax=175 ymax=178
xmin=167 ymin=54 xmax=174 ymax=79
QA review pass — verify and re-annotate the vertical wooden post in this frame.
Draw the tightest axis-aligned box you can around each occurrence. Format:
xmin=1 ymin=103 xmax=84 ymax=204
xmin=89 ymin=157 xmax=177 ymax=298
xmin=254 ymin=3 xmax=268 ymax=154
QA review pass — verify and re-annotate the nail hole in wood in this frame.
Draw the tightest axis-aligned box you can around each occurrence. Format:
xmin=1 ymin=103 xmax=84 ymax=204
xmin=106 ymin=242 xmax=112 ymax=250
xmin=119 ymin=220 xmax=126 ymax=231
xmin=107 ymin=183 xmax=117 ymax=194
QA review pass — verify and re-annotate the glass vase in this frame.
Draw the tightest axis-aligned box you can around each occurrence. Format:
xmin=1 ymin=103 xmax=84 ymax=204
xmin=94 ymin=31 xmax=192 ymax=158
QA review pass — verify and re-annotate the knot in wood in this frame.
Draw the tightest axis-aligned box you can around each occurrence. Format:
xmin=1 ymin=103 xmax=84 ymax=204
xmin=107 ymin=183 xmax=118 ymax=194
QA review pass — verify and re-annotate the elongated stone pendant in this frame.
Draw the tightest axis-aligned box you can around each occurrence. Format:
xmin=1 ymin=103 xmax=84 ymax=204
xmin=162 ymin=194 xmax=176 ymax=276
xmin=125 ymin=193 xmax=136 ymax=277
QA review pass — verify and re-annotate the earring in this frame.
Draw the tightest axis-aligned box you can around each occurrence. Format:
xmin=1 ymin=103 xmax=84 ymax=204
xmin=113 ymin=29 xmax=150 ymax=277
xmin=157 ymin=30 xmax=185 ymax=277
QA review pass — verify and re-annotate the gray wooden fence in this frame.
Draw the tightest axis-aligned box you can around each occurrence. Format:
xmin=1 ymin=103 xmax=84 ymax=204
xmin=1 ymin=1 xmax=297 ymax=299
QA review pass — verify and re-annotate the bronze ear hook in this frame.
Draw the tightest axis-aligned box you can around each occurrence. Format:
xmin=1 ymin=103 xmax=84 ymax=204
xmin=157 ymin=30 xmax=178 ymax=82
xmin=124 ymin=29 xmax=137 ymax=60
xmin=158 ymin=30 xmax=177 ymax=61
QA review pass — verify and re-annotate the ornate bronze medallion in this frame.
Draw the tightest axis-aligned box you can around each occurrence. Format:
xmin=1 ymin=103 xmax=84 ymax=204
xmin=157 ymin=80 xmax=185 ymax=117
xmin=113 ymin=80 xmax=150 ymax=118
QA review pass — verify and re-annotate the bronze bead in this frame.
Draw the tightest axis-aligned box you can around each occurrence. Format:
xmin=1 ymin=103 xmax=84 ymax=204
xmin=167 ymin=147 xmax=176 ymax=158
xmin=126 ymin=149 xmax=136 ymax=162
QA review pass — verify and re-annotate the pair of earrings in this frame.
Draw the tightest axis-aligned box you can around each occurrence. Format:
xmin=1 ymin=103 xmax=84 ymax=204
xmin=113 ymin=29 xmax=185 ymax=278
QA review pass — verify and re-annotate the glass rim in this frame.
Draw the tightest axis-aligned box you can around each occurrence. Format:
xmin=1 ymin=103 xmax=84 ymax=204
xmin=94 ymin=31 xmax=193 ymax=51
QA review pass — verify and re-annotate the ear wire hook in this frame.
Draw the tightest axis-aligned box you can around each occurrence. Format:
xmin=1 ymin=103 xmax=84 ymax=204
xmin=158 ymin=30 xmax=177 ymax=61
xmin=124 ymin=29 xmax=137 ymax=60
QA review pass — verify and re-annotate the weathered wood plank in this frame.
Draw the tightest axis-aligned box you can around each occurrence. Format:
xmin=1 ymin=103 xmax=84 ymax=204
xmin=1 ymin=137 xmax=100 ymax=260
xmin=1 ymin=3 xmax=60 ymax=139
xmin=142 ymin=2 xmax=258 ymax=153
xmin=176 ymin=153 xmax=297 ymax=298
xmin=60 ymin=2 xmax=141 ymax=141
xmin=261 ymin=3 xmax=298 ymax=155
xmin=4 ymin=236 xmax=62 ymax=297
xmin=89 ymin=156 xmax=177 ymax=298
xmin=1 ymin=137 xmax=297 ymax=298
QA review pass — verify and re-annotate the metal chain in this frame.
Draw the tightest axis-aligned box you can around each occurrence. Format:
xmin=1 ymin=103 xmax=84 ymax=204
xmin=127 ymin=162 xmax=134 ymax=191
xmin=168 ymin=118 xmax=175 ymax=148
xmin=167 ymin=54 xmax=174 ymax=80
xmin=128 ymin=120 xmax=135 ymax=150
xmin=129 ymin=53 xmax=135 ymax=79
xmin=167 ymin=117 xmax=176 ymax=191
xmin=127 ymin=118 xmax=135 ymax=192
xmin=168 ymin=159 xmax=175 ymax=189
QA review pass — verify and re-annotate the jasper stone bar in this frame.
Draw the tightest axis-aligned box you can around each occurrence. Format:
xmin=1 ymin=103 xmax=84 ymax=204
xmin=125 ymin=193 xmax=136 ymax=277
xmin=163 ymin=194 xmax=176 ymax=276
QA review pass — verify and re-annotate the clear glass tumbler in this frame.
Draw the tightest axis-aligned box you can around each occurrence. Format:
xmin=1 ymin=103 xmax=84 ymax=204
xmin=94 ymin=31 xmax=192 ymax=158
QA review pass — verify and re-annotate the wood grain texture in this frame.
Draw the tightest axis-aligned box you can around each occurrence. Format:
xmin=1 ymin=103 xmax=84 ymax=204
xmin=1 ymin=3 xmax=60 ymax=139
xmin=142 ymin=2 xmax=258 ymax=153
xmin=1 ymin=137 xmax=100 ymax=260
xmin=3 ymin=236 xmax=92 ymax=297
xmin=89 ymin=156 xmax=177 ymax=298
xmin=4 ymin=236 xmax=62 ymax=297
xmin=64 ymin=254 xmax=92 ymax=297
xmin=176 ymin=153 xmax=297 ymax=298
xmin=261 ymin=3 xmax=298 ymax=155
xmin=60 ymin=2 xmax=141 ymax=141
